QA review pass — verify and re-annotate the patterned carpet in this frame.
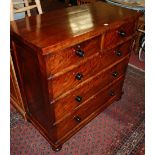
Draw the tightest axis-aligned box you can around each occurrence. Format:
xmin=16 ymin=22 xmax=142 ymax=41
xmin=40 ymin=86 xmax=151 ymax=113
xmin=10 ymin=66 xmax=145 ymax=155
xmin=129 ymin=51 xmax=145 ymax=71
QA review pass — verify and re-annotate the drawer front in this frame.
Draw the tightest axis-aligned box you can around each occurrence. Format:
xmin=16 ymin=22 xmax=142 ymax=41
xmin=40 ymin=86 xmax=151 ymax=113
xmin=103 ymin=20 xmax=136 ymax=49
xmin=49 ymin=78 xmax=124 ymax=142
xmin=45 ymin=36 xmax=101 ymax=77
xmin=103 ymin=39 xmax=132 ymax=60
xmin=48 ymin=40 xmax=131 ymax=99
xmin=48 ymin=54 xmax=101 ymax=99
xmin=50 ymin=58 xmax=128 ymax=123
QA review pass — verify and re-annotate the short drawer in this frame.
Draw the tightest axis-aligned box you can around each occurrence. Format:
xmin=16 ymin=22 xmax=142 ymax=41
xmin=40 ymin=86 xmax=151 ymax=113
xmin=45 ymin=36 xmax=101 ymax=77
xmin=49 ymin=78 xmax=124 ymax=142
xmin=103 ymin=20 xmax=136 ymax=49
xmin=50 ymin=58 xmax=128 ymax=123
xmin=48 ymin=40 xmax=131 ymax=99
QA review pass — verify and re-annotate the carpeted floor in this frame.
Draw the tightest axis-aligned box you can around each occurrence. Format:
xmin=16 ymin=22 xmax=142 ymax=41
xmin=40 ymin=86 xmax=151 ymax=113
xmin=129 ymin=51 xmax=145 ymax=71
xmin=10 ymin=66 xmax=145 ymax=155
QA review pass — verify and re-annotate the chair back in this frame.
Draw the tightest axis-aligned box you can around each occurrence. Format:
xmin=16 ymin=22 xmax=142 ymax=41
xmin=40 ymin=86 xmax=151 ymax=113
xmin=77 ymin=0 xmax=96 ymax=5
xmin=10 ymin=0 xmax=42 ymax=21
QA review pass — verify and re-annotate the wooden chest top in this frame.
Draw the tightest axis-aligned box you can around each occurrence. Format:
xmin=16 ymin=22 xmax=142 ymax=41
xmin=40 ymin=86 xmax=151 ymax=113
xmin=10 ymin=1 xmax=141 ymax=54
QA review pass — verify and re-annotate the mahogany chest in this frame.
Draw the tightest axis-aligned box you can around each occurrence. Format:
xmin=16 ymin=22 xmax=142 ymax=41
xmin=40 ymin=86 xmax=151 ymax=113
xmin=10 ymin=2 xmax=141 ymax=151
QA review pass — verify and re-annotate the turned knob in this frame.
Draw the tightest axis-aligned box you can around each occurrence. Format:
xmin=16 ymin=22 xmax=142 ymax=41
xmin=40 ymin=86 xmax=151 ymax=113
xmin=109 ymin=91 xmax=115 ymax=96
xmin=75 ymin=96 xmax=82 ymax=102
xmin=115 ymin=50 xmax=122 ymax=57
xmin=75 ymin=73 xmax=83 ymax=80
xmin=112 ymin=71 xmax=118 ymax=77
xmin=74 ymin=116 xmax=81 ymax=122
xmin=75 ymin=48 xmax=85 ymax=57
xmin=118 ymin=30 xmax=126 ymax=37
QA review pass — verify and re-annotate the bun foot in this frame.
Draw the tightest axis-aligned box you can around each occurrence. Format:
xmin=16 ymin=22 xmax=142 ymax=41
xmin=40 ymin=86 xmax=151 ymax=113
xmin=26 ymin=118 xmax=31 ymax=123
xmin=24 ymin=114 xmax=31 ymax=122
xmin=52 ymin=145 xmax=62 ymax=152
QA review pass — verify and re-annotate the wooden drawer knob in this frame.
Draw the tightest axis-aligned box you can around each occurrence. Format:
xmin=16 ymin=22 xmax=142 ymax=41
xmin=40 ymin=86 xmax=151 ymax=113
xmin=75 ymin=73 xmax=83 ymax=80
xmin=115 ymin=50 xmax=122 ymax=57
xmin=74 ymin=116 xmax=82 ymax=122
xmin=75 ymin=96 xmax=82 ymax=102
xmin=75 ymin=48 xmax=85 ymax=57
xmin=112 ymin=71 xmax=118 ymax=77
xmin=118 ymin=30 xmax=126 ymax=37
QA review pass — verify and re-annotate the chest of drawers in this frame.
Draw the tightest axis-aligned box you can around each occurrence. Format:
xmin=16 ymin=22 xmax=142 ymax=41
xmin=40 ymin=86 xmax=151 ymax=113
xmin=10 ymin=2 xmax=141 ymax=151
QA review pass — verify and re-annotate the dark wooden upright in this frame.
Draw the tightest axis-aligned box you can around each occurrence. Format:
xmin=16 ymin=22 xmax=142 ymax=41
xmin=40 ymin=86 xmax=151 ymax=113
xmin=10 ymin=2 xmax=141 ymax=151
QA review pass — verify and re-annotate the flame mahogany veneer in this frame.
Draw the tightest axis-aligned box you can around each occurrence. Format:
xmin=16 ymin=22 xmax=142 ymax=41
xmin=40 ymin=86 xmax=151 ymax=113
xmin=10 ymin=2 xmax=141 ymax=151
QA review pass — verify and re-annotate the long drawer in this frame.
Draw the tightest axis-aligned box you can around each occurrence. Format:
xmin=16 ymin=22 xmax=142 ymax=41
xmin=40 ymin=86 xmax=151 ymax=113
xmin=50 ymin=58 xmax=128 ymax=123
xmin=48 ymin=40 xmax=131 ymax=99
xmin=103 ymin=20 xmax=136 ymax=49
xmin=49 ymin=78 xmax=124 ymax=143
xmin=45 ymin=36 xmax=101 ymax=77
